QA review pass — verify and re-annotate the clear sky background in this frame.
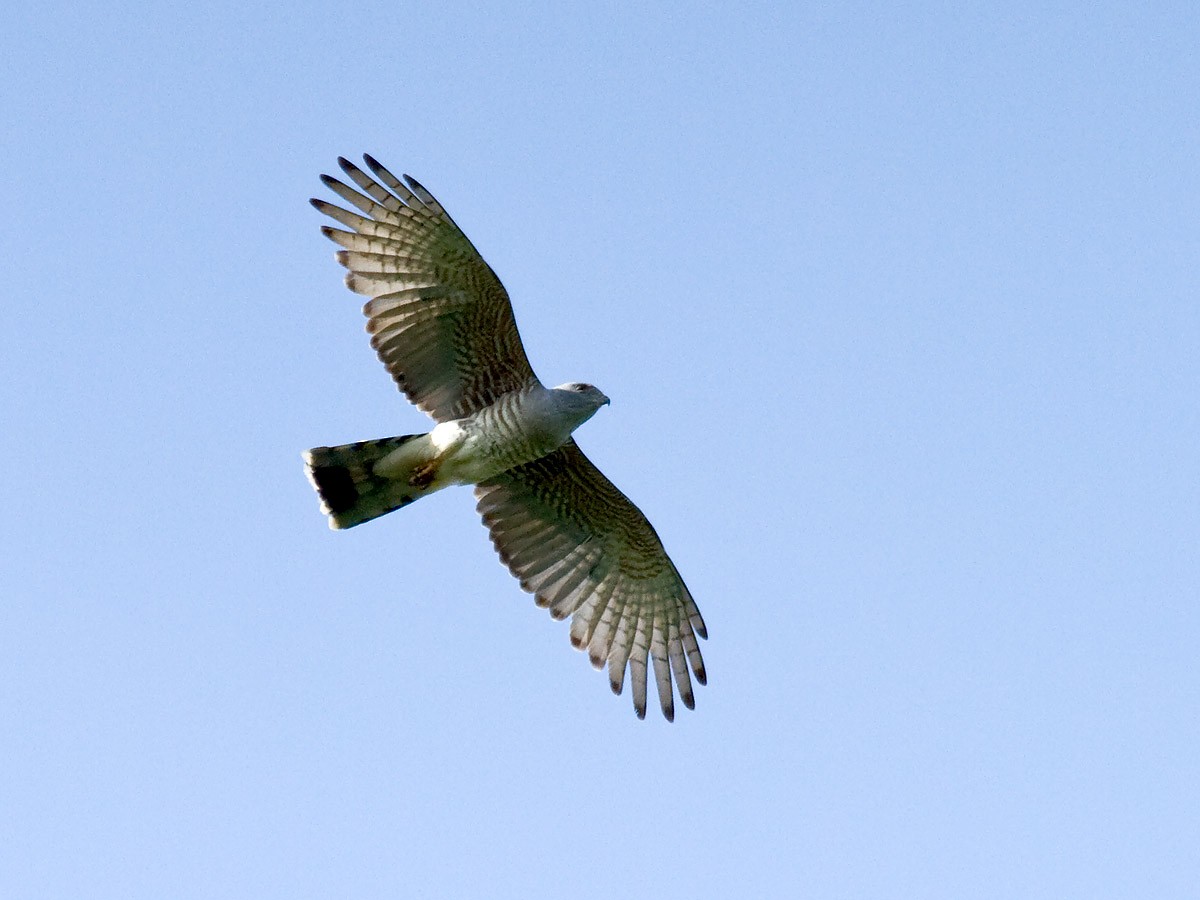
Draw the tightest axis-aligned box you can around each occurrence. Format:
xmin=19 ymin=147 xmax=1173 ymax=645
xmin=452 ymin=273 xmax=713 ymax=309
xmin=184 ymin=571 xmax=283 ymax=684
xmin=2 ymin=2 xmax=1197 ymax=898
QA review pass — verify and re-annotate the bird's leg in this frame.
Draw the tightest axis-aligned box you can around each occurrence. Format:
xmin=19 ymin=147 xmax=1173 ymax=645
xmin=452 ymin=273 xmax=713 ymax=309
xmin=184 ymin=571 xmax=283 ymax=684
xmin=408 ymin=460 xmax=438 ymax=488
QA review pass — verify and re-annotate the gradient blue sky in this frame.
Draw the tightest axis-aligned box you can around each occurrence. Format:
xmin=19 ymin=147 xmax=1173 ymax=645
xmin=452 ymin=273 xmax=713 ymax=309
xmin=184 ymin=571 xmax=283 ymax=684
xmin=3 ymin=3 xmax=1198 ymax=898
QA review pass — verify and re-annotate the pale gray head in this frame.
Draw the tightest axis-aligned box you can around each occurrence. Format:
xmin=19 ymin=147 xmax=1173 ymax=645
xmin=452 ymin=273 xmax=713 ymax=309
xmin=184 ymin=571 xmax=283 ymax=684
xmin=550 ymin=382 xmax=611 ymax=428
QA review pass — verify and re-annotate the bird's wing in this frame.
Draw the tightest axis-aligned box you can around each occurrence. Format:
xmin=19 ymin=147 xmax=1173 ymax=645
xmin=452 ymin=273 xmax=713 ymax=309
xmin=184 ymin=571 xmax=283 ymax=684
xmin=474 ymin=441 xmax=707 ymax=721
xmin=313 ymin=156 xmax=538 ymax=422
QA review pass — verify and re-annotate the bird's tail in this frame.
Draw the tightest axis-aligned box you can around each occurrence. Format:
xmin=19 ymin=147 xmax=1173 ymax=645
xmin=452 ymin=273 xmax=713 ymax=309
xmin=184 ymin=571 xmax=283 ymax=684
xmin=303 ymin=433 xmax=440 ymax=529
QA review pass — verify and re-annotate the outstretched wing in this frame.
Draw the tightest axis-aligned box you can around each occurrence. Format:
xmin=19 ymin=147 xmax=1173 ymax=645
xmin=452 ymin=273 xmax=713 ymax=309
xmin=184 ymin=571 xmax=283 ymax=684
xmin=313 ymin=156 xmax=538 ymax=422
xmin=475 ymin=441 xmax=707 ymax=721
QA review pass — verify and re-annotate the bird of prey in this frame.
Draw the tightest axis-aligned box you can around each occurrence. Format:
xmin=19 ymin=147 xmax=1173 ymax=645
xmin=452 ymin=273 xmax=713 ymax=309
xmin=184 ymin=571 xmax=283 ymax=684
xmin=303 ymin=156 xmax=706 ymax=720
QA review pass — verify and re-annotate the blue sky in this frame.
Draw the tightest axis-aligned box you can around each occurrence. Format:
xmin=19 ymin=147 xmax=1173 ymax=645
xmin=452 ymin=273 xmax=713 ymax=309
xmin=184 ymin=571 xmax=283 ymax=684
xmin=2 ymin=2 xmax=1197 ymax=897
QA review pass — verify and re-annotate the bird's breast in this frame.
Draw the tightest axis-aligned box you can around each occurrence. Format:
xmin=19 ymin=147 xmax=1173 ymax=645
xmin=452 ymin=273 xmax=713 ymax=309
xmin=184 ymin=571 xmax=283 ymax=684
xmin=446 ymin=390 xmax=570 ymax=482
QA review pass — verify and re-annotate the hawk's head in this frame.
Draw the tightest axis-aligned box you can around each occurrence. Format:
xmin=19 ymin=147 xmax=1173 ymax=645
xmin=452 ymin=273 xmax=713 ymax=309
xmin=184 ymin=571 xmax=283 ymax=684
xmin=557 ymin=382 xmax=611 ymax=409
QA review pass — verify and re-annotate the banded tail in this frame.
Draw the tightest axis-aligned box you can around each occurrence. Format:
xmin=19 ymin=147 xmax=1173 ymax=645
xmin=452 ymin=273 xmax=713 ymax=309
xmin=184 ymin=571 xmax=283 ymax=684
xmin=304 ymin=434 xmax=439 ymax=529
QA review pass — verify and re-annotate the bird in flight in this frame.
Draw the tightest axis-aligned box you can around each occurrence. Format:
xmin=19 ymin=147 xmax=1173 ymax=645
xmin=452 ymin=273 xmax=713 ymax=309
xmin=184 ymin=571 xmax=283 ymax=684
xmin=304 ymin=156 xmax=706 ymax=720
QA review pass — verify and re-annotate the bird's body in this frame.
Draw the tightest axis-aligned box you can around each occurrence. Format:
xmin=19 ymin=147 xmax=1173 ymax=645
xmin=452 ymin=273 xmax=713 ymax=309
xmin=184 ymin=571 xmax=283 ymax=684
xmin=305 ymin=156 xmax=706 ymax=720
xmin=308 ymin=381 xmax=609 ymax=522
xmin=429 ymin=382 xmax=611 ymax=484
